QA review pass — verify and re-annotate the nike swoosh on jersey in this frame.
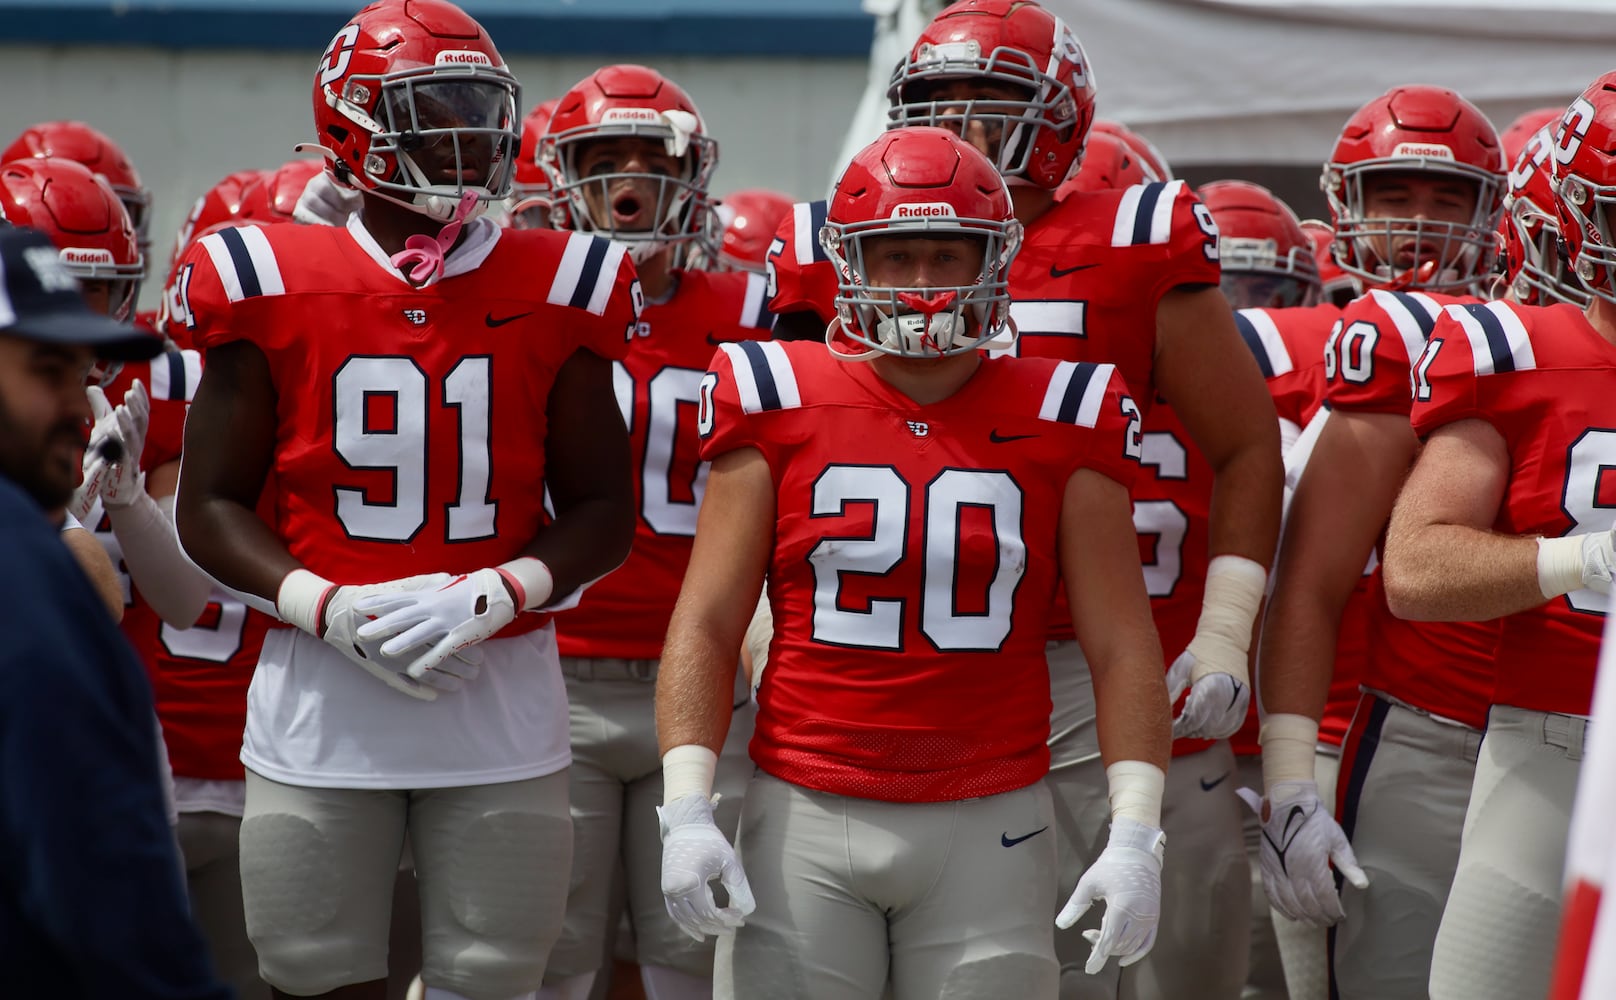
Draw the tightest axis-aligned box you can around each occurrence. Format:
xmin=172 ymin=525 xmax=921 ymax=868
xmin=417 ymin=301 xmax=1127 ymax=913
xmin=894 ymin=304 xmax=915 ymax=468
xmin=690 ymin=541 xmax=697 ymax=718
xmin=1049 ymin=262 xmax=1101 ymax=279
xmin=1001 ymin=826 xmax=1050 ymax=847
xmin=1199 ymin=772 xmax=1231 ymax=792
xmin=989 ymin=429 xmax=1038 ymax=443
xmin=486 ymin=311 xmax=534 ymax=327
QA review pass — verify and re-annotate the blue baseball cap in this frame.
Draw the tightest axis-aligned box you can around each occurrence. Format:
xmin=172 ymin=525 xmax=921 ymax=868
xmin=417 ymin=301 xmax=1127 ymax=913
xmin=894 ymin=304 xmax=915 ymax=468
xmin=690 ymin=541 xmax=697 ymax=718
xmin=0 ymin=226 xmax=160 ymax=360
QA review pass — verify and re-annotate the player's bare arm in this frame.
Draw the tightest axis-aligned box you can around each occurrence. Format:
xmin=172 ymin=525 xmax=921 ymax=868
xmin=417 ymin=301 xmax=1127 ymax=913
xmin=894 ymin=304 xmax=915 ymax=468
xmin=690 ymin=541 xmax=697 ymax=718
xmin=60 ymin=523 xmax=124 ymax=621
xmin=657 ymin=446 xmax=774 ymax=757
xmin=520 ymin=347 xmax=636 ymax=599
xmin=1153 ymin=284 xmax=1283 ymax=567
xmin=1384 ymin=418 xmax=1544 ymax=621
xmin=1061 ymin=467 xmax=1170 ymax=772
xmin=175 ymin=339 xmax=293 ymax=603
xmin=1259 ymin=409 xmax=1415 ymax=721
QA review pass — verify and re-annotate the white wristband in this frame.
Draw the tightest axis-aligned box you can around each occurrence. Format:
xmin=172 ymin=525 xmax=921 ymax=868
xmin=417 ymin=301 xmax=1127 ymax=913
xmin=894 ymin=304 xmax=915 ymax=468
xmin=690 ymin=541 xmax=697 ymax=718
xmin=277 ymin=568 xmax=335 ymax=636
xmin=1106 ymin=760 xmax=1166 ymax=828
xmin=1538 ymin=534 xmax=1588 ymax=599
xmin=1185 ymin=554 xmax=1267 ymax=685
xmin=1259 ymin=713 xmax=1319 ymax=794
xmin=496 ymin=556 xmax=556 ymax=611
xmin=662 ymin=744 xmax=718 ymax=806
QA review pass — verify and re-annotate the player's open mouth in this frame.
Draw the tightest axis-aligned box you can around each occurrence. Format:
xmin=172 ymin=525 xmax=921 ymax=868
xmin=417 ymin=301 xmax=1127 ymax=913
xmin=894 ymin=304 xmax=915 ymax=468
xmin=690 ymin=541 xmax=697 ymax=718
xmin=612 ymin=194 xmax=646 ymax=227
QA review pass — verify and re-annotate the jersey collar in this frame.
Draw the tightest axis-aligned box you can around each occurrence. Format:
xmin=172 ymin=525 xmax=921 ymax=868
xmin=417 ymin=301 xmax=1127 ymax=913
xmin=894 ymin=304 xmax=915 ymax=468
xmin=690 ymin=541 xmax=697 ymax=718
xmin=345 ymin=214 xmax=502 ymax=287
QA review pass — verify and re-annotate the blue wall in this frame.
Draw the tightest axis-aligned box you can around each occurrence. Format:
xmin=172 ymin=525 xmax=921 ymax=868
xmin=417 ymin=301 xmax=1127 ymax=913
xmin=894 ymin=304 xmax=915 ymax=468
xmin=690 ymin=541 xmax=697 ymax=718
xmin=0 ymin=0 xmax=874 ymax=57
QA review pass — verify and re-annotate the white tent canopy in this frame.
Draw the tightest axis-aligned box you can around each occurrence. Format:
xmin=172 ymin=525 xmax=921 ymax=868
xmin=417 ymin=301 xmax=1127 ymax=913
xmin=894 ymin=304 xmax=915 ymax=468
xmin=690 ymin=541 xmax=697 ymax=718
xmin=838 ymin=0 xmax=1616 ymax=180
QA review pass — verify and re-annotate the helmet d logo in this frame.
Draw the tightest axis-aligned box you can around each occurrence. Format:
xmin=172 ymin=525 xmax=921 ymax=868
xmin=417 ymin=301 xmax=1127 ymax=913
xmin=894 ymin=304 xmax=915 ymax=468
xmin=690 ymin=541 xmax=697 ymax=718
xmin=318 ymin=23 xmax=361 ymax=88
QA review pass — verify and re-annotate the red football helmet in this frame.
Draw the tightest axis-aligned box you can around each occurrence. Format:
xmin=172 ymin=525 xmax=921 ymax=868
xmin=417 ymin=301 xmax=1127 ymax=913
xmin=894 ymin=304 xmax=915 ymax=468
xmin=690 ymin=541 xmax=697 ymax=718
xmin=310 ymin=0 xmax=519 ymax=221
xmin=822 ymin=127 xmax=1022 ymax=359
xmin=542 ymin=64 xmax=717 ymax=262
xmin=1090 ymin=119 xmax=1173 ymax=181
xmin=256 ymin=159 xmax=324 ymax=223
xmin=1299 ymin=219 xmax=1357 ymax=307
xmin=1197 ymin=180 xmax=1320 ymax=309
xmin=508 ymin=97 xmax=560 ymax=229
xmin=706 ymin=188 xmax=794 ymax=273
xmin=1502 ymin=107 xmax=1568 ymax=168
xmin=0 ymin=158 xmax=143 ymax=321
xmin=1055 ymin=131 xmax=1157 ymax=199
xmin=1552 ymin=72 xmax=1616 ymax=305
xmin=887 ymin=0 xmax=1097 ymax=191
xmin=1501 ymin=124 xmax=1588 ymax=307
xmin=2 ymin=120 xmax=151 ymax=249
xmin=1321 ymin=85 xmax=1506 ymax=293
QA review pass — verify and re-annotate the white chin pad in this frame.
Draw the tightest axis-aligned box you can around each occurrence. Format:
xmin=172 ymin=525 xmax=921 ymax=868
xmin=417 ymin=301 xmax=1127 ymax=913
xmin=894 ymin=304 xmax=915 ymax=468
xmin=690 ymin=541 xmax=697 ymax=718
xmin=876 ymin=311 xmax=961 ymax=354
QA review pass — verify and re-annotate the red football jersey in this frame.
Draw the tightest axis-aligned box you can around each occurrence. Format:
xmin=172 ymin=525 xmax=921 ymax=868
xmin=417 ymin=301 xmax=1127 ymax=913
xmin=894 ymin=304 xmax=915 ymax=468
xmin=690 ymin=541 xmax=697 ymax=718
xmin=1320 ymin=288 xmax=1500 ymax=729
xmin=175 ymin=221 xmax=638 ymax=632
xmin=700 ymin=341 xmax=1140 ymax=803
xmin=555 ymin=269 xmax=774 ymax=659
xmin=90 ymin=348 xmax=264 ymax=780
xmin=765 ymin=199 xmax=836 ymax=326
xmin=1411 ymin=300 xmax=1615 ymax=717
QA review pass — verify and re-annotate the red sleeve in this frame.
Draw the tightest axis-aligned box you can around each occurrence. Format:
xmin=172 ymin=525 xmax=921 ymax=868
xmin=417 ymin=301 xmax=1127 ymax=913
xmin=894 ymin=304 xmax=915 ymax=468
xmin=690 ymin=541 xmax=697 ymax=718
xmin=1323 ymin=290 xmax=1447 ymax=415
xmin=1137 ymin=182 xmax=1221 ymax=308
xmin=765 ymin=200 xmax=838 ymax=325
xmin=1032 ymin=360 xmax=1141 ymax=490
xmin=1409 ymin=307 xmax=1485 ymax=438
xmin=696 ymin=343 xmax=762 ymax=462
xmin=166 ymin=236 xmax=241 ymax=352
xmin=1087 ymin=363 xmax=1144 ymax=491
xmin=570 ymin=235 xmax=640 ymax=363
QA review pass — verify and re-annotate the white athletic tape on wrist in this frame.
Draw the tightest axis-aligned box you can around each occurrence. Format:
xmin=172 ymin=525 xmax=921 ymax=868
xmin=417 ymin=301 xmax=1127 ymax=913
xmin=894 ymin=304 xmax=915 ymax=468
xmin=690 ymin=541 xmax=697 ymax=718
xmin=1538 ymin=534 xmax=1594 ymax=599
xmin=277 ymin=568 xmax=335 ymax=636
xmin=1185 ymin=554 xmax=1267 ymax=685
xmin=495 ymin=556 xmax=555 ymax=611
xmin=1106 ymin=760 xmax=1166 ymax=828
xmin=1259 ymin=713 xmax=1319 ymax=793
xmin=662 ymin=744 xmax=718 ymax=806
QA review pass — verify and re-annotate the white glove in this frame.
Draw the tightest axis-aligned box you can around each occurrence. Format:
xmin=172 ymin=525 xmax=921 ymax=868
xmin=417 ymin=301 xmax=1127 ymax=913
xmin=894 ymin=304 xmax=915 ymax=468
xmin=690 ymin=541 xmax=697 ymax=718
xmin=68 ymin=384 xmax=123 ymax=522
xmin=658 ymin=793 xmax=756 ymax=942
xmin=1235 ymin=780 xmax=1368 ymax=926
xmin=1166 ymin=649 xmax=1250 ymax=740
xmin=1058 ymin=817 xmax=1166 ymax=974
xmin=293 ymin=169 xmax=361 ymax=226
xmin=1538 ymin=529 xmax=1616 ymax=597
xmin=98 ymin=381 xmax=151 ymax=509
xmin=354 ymin=568 xmax=515 ymax=681
xmin=279 ymin=569 xmax=460 ymax=700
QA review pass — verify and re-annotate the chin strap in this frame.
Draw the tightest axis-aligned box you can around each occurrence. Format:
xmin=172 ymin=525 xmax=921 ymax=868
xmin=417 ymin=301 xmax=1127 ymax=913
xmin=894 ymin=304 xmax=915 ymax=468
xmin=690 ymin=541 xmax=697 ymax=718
xmin=390 ymin=190 xmax=478 ymax=285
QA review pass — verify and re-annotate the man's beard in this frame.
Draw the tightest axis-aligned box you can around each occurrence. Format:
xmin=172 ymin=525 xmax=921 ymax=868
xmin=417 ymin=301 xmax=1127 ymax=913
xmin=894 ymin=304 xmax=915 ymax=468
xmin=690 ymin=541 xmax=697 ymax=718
xmin=0 ymin=391 xmax=81 ymax=512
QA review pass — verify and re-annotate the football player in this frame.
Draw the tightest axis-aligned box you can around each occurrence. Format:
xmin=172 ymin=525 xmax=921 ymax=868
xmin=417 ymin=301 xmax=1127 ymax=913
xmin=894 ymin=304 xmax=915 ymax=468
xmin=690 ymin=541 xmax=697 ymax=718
xmin=1498 ymin=120 xmax=1588 ymax=308
xmin=655 ymin=124 xmax=1169 ymax=1000
xmin=3 ymin=119 xmax=154 ymax=258
xmin=536 ymin=64 xmax=773 ymax=1000
xmin=704 ymin=187 xmax=793 ymax=274
xmin=1389 ymin=74 xmax=1616 ymax=1000
xmin=507 ymin=97 xmax=560 ymax=230
xmin=1248 ymin=85 xmax=1508 ymax=1000
xmin=173 ymin=3 xmax=640 ymax=999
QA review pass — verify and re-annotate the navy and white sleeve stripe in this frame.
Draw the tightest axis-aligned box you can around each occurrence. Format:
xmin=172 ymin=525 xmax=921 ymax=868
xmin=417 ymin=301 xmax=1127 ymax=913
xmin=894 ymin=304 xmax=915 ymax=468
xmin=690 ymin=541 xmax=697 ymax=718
xmin=147 ymin=349 xmax=203 ymax=403
xmin=793 ymin=200 xmax=830 ymax=264
xmin=546 ymin=233 xmax=630 ymax=317
xmin=719 ymin=340 xmax=802 ymax=413
xmin=739 ymin=271 xmax=775 ymax=330
xmin=1039 ymin=361 xmax=1113 ymax=428
xmin=199 ymin=226 xmax=284 ymax=303
xmin=1111 ymin=180 xmax=1185 ymax=247
xmin=1234 ymin=309 xmax=1294 ymax=379
xmin=1445 ymin=301 xmax=1537 ymax=376
xmin=1368 ymin=289 xmax=1443 ymax=362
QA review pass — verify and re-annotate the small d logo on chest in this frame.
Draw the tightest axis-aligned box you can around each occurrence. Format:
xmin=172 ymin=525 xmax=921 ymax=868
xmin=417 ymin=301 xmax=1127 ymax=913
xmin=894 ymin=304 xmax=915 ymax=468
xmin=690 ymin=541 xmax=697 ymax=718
xmin=402 ymin=309 xmax=428 ymax=326
xmin=906 ymin=420 xmax=929 ymax=437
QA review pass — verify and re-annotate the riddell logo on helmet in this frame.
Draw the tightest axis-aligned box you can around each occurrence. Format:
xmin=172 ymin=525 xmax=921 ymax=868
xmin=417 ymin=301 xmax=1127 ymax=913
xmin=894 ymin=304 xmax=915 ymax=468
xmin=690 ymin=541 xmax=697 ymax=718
xmin=1392 ymin=142 xmax=1455 ymax=160
xmin=435 ymin=50 xmax=492 ymax=67
xmin=602 ymin=108 xmax=662 ymax=125
xmin=60 ymin=247 xmax=114 ymax=266
xmin=893 ymin=202 xmax=956 ymax=219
